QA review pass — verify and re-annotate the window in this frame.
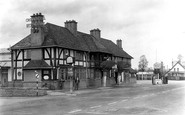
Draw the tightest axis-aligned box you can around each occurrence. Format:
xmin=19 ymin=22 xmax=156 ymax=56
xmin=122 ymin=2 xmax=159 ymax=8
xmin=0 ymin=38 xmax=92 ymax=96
xmin=90 ymin=69 xmax=94 ymax=78
xmin=24 ymin=50 xmax=31 ymax=59
xmin=75 ymin=51 xmax=83 ymax=60
xmin=95 ymin=70 xmax=101 ymax=79
xmin=60 ymin=68 xmax=69 ymax=80
xmin=42 ymin=70 xmax=51 ymax=80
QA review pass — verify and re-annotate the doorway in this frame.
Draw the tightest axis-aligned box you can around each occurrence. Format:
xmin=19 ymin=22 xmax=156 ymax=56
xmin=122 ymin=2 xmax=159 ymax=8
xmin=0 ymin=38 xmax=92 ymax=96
xmin=1 ymin=69 xmax=8 ymax=87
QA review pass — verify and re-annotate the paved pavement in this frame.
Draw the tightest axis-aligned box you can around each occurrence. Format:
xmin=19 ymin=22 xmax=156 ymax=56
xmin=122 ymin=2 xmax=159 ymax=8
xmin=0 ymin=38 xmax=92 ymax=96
xmin=47 ymin=84 xmax=132 ymax=96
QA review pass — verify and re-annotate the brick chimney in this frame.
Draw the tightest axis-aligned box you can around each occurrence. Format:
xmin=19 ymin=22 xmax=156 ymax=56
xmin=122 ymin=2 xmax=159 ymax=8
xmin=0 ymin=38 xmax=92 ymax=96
xmin=116 ymin=39 xmax=122 ymax=49
xmin=90 ymin=28 xmax=101 ymax=39
xmin=30 ymin=13 xmax=45 ymax=46
xmin=65 ymin=20 xmax=77 ymax=35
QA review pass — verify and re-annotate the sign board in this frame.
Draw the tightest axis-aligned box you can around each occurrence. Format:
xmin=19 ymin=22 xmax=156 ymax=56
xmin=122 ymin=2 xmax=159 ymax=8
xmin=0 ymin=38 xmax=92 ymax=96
xmin=17 ymin=69 xmax=22 ymax=80
xmin=35 ymin=73 xmax=39 ymax=79
xmin=66 ymin=56 xmax=74 ymax=64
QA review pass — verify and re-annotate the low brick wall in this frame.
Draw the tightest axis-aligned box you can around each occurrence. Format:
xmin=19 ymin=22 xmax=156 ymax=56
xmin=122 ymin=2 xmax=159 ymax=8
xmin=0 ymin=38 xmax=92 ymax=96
xmin=0 ymin=87 xmax=47 ymax=97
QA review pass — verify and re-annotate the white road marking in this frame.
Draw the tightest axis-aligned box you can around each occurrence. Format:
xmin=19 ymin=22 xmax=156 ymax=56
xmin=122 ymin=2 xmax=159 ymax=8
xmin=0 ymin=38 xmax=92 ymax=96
xmin=161 ymin=91 xmax=167 ymax=93
xmin=108 ymin=101 xmax=117 ymax=105
xmin=90 ymin=105 xmax=102 ymax=109
xmin=68 ymin=109 xmax=82 ymax=113
xmin=121 ymin=99 xmax=128 ymax=102
xmin=141 ymin=95 xmax=148 ymax=98
xmin=133 ymin=96 xmax=141 ymax=99
xmin=85 ymin=111 xmax=107 ymax=114
xmin=152 ymin=107 xmax=168 ymax=112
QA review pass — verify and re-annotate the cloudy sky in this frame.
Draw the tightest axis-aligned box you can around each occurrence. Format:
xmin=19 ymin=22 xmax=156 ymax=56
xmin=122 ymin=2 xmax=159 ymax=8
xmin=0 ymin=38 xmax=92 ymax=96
xmin=0 ymin=0 xmax=185 ymax=69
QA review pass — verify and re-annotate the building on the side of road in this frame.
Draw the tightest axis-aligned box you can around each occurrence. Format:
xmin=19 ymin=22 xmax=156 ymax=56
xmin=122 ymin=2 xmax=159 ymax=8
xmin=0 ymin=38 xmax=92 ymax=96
xmin=0 ymin=48 xmax=12 ymax=87
xmin=136 ymin=71 xmax=154 ymax=80
xmin=165 ymin=60 xmax=185 ymax=80
xmin=9 ymin=13 xmax=135 ymax=90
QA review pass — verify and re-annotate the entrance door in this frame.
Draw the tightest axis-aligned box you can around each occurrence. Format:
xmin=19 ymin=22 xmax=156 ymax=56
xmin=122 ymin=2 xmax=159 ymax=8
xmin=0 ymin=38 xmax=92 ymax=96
xmin=59 ymin=68 xmax=67 ymax=89
xmin=1 ymin=69 xmax=8 ymax=87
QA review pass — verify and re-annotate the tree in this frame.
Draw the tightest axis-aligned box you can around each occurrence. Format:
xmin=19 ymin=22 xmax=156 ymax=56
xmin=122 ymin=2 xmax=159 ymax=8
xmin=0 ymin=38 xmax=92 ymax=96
xmin=138 ymin=55 xmax=148 ymax=80
xmin=138 ymin=55 xmax=148 ymax=72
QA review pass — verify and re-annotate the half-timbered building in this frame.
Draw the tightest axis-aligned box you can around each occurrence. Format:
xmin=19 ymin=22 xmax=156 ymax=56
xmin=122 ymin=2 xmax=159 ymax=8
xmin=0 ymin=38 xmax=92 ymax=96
xmin=10 ymin=13 xmax=135 ymax=90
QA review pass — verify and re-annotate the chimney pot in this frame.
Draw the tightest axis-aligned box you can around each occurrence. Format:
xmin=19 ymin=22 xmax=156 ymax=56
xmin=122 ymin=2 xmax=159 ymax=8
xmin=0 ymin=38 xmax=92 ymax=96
xmin=116 ymin=39 xmax=122 ymax=49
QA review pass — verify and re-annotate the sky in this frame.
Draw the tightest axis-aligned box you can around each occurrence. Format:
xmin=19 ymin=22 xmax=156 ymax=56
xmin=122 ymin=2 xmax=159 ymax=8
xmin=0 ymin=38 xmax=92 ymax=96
xmin=0 ymin=0 xmax=185 ymax=69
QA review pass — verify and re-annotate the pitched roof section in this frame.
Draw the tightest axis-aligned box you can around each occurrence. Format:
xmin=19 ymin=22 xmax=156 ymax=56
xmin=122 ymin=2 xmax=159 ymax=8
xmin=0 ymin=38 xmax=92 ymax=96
xmin=77 ymin=32 xmax=111 ymax=54
xmin=12 ymin=23 xmax=132 ymax=59
xmin=164 ymin=61 xmax=185 ymax=76
xmin=11 ymin=23 xmax=87 ymax=51
xmin=43 ymin=23 xmax=88 ymax=51
xmin=11 ymin=35 xmax=32 ymax=49
xmin=24 ymin=60 xmax=51 ymax=69
xmin=99 ymin=38 xmax=133 ymax=58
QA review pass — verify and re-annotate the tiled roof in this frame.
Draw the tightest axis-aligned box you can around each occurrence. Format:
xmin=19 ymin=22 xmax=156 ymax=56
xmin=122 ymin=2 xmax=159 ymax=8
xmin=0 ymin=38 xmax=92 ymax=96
xmin=43 ymin=23 xmax=88 ymax=51
xmin=77 ymin=32 xmax=111 ymax=53
xmin=12 ymin=23 xmax=132 ymax=59
xmin=99 ymin=38 xmax=133 ymax=58
xmin=24 ymin=60 xmax=51 ymax=69
xmin=12 ymin=35 xmax=32 ymax=48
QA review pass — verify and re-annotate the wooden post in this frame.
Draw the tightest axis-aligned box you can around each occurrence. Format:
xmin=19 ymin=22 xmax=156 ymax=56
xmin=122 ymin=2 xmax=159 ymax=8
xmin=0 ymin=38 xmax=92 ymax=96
xmin=69 ymin=64 xmax=73 ymax=93
xmin=36 ymin=78 xmax=39 ymax=96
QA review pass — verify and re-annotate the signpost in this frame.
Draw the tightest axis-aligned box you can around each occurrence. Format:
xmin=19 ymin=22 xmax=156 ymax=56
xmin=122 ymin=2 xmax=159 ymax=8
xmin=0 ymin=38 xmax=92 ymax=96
xmin=35 ymin=71 xmax=39 ymax=96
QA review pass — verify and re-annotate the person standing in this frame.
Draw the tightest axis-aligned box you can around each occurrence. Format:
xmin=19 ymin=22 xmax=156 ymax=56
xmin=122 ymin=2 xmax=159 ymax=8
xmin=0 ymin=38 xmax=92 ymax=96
xmin=75 ymin=77 xmax=80 ymax=90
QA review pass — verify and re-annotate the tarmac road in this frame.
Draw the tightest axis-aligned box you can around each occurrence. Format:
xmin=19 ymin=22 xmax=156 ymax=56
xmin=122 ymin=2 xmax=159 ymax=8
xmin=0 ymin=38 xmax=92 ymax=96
xmin=0 ymin=80 xmax=185 ymax=115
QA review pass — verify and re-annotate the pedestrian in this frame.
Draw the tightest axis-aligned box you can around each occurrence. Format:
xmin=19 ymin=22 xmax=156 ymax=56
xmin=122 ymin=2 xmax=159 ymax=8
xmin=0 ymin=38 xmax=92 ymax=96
xmin=115 ymin=72 xmax=118 ymax=84
xmin=75 ymin=77 xmax=80 ymax=90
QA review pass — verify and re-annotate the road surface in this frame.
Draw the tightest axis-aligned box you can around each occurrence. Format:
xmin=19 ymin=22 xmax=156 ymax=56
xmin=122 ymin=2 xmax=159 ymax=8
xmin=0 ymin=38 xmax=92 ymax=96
xmin=0 ymin=80 xmax=185 ymax=115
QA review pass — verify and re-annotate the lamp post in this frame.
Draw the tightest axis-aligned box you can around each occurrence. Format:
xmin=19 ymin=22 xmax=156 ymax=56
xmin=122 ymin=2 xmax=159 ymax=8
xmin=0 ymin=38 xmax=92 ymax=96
xmin=66 ymin=56 xmax=74 ymax=93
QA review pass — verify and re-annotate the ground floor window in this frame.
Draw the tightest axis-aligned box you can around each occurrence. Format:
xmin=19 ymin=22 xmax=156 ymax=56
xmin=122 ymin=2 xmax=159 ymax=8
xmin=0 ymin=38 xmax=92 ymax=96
xmin=95 ymin=69 xmax=102 ymax=79
xmin=59 ymin=68 xmax=69 ymax=81
xmin=90 ymin=69 xmax=94 ymax=79
xmin=42 ymin=69 xmax=51 ymax=80
xmin=74 ymin=68 xmax=86 ymax=79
